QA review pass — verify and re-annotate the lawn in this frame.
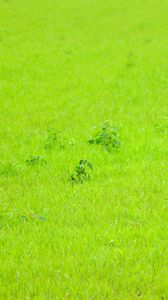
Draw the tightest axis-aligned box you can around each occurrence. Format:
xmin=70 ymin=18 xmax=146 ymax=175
xmin=0 ymin=0 xmax=168 ymax=299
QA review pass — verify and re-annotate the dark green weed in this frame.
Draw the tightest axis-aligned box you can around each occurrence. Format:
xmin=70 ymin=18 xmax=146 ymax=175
xmin=88 ymin=121 xmax=121 ymax=150
xmin=71 ymin=159 xmax=93 ymax=183
xmin=26 ymin=155 xmax=47 ymax=166
xmin=44 ymin=128 xmax=65 ymax=150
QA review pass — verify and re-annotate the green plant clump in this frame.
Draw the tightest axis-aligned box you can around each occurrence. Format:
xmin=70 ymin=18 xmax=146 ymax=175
xmin=88 ymin=121 xmax=121 ymax=150
xmin=71 ymin=160 xmax=93 ymax=183
xmin=44 ymin=128 xmax=66 ymax=150
xmin=25 ymin=155 xmax=47 ymax=166
xmin=44 ymin=128 xmax=58 ymax=150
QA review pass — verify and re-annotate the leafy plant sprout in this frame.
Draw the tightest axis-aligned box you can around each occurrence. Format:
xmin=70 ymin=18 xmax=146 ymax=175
xmin=44 ymin=128 xmax=66 ymax=150
xmin=71 ymin=160 xmax=93 ymax=183
xmin=44 ymin=128 xmax=58 ymax=150
xmin=25 ymin=155 xmax=47 ymax=166
xmin=88 ymin=121 xmax=121 ymax=150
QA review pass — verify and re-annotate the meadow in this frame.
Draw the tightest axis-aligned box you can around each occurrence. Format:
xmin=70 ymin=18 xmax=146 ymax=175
xmin=0 ymin=0 xmax=168 ymax=299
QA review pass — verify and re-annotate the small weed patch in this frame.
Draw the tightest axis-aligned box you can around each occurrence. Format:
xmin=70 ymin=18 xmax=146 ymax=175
xmin=44 ymin=128 xmax=65 ymax=150
xmin=20 ymin=212 xmax=46 ymax=223
xmin=88 ymin=121 xmax=121 ymax=150
xmin=71 ymin=159 xmax=93 ymax=183
xmin=26 ymin=155 xmax=47 ymax=166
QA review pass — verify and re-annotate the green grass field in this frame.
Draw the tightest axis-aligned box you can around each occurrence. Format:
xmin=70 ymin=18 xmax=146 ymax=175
xmin=0 ymin=0 xmax=168 ymax=299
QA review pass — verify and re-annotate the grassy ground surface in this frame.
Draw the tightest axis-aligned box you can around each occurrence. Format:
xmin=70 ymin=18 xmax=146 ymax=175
xmin=0 ymin=0 xmax=168 ymax=299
